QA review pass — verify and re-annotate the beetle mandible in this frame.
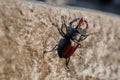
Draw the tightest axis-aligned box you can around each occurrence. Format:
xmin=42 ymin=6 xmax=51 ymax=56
xmin=44 ymin=17 xmax=90 ymax=68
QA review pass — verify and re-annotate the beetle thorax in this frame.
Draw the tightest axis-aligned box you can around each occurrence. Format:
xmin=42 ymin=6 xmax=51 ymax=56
xmin=65 ymin=26 xmax=75 ymax=39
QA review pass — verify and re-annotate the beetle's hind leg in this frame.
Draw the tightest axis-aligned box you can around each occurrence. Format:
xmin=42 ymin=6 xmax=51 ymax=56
xmin=65 ymin=57 xmax=70 ymax=69
xmin=43 ymin=45 xmax=58 ymax=57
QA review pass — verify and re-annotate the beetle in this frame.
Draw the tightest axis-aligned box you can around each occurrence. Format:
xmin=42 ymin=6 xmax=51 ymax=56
xmin=44 ymin=17 xmax=90 ymax=68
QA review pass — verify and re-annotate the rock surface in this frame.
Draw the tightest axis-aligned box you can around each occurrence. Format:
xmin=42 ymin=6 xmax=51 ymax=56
xmin=0 ymin=0 xmax=120 ymax=80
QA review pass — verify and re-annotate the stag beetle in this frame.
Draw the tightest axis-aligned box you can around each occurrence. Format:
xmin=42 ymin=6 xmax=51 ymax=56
xmin=44 ymin=17 xmax=90 ymax=68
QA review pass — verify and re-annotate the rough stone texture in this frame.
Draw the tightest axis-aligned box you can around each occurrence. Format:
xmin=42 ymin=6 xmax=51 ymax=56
xmin=0 ymin=0 xmax=120 ymax=80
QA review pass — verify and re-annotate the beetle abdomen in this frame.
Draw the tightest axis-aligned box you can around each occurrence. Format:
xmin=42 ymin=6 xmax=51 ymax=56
xmin=57 ymin=39 xmax=69 ymax=58
xmin=57 ymin=38 xmax=79 ymax=58
xmin=63 ymin=44 xmax=79 ymax=58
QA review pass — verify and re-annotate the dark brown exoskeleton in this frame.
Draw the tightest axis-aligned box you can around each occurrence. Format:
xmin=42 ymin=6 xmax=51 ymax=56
xmin=44 ymin=17 xmax=92 ymax=68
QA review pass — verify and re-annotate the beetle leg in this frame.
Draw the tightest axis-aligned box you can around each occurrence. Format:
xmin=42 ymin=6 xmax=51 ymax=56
xmin=86 ymin=32 xmax=96 ymax=36
xmin=71 ymin=38 xmax=81 ymax=45
xmin=78 ymin=44 xmax=82 ymax=48
xmin=43 ymin=45 xmax=58 ymax=57
xmin=57 ymin=27 xmax=65 ymax=37
xmin=61 ymin=22 xmax=67 ymax=36
xmin=56 ymin=16 xmax=67 ymax=38
xmin=61 ymin=23 xmax=67 ymax=32
xmin=52 ymin=22 xmax=66 ymax=38
xmin=61 ymin=16 xmax=67 ymax=29
xmin=60 ymin=19 xmax=68 ymax=36
xmin=81 ymin=32 xmax=96 ymax=41
xmin=57 ymin=23 xmax=67 ymax=38
xmin=65 ymin=57 xmax=70 ymax=68
xmin=81 ymin=35 xmax=88 ymax=41
xmin=73 ymin=41 xmax=82 ymax=48
xmin=44 ymin=45 xmax=58 ymax=53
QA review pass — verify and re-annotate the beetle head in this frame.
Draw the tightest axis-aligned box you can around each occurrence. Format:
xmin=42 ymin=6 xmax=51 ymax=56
xmin=74 ymin=28 xmax=87 ymax=42
xmin=74 ymin=18 xmax=88 ymax=42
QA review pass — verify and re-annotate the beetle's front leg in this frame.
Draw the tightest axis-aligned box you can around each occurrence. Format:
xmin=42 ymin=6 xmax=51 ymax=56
xmin=59 ymin=20 xmax=67 ymax=37
xmin=57 ymin=27 xmax=65 ymax=38
xmin=71 ymin=38 xmax=81 ymax=45
xmin=86 ymin=32 xmax=96 ymax=37
xmin=56 ymin=16 xmax=67 ymax=38
xmin=56 ymin=22 xmax=67 ymax=38
xmin=43 ymin=45 xmax=58 ymax=57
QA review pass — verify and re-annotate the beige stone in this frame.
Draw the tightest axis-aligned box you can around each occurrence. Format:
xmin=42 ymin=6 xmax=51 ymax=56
xmin=0 ymin=0 xmax=120 ymax=80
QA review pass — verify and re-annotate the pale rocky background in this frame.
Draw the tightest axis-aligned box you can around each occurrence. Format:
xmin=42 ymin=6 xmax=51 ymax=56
xmin=0 ymin=0 xmax=120 ymax=80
